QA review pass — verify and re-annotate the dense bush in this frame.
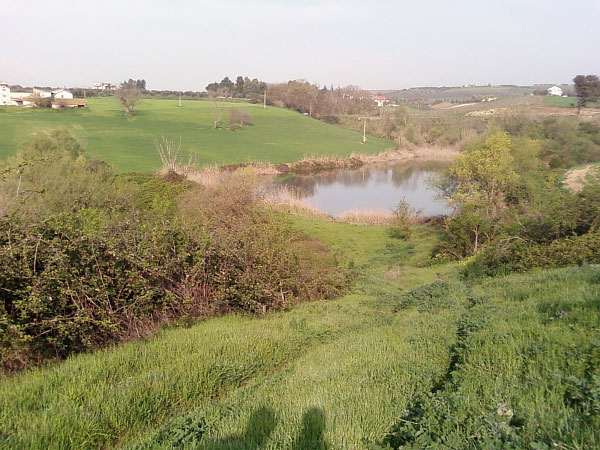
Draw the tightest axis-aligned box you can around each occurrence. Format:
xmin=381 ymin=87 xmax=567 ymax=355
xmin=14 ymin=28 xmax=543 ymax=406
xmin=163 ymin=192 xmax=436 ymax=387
xmin=432 ymin=120 xmax=600 ymax=275
xmin=0 ymin=133 xmax=349 ymax=370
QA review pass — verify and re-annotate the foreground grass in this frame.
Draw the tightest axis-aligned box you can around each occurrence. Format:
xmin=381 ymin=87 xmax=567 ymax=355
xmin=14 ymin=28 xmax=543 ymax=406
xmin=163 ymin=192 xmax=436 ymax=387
xmin=0 ymin=98 xmax=391 ymax=172
xmin=1 ymin=219 xmax=598 ymax=449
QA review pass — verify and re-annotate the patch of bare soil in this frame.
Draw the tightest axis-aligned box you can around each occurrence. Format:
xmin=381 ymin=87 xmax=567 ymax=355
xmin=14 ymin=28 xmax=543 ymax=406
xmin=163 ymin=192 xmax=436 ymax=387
xmin=564 ymin=165 xmax=596 ymax=192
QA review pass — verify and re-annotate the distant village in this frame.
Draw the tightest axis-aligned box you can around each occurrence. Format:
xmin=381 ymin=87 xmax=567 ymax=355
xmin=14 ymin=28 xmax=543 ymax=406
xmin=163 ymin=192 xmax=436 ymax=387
xmin=0 ymin=80 xmax=569 ymax=110
xmin=0 ymin=82 xmax=88 ymax=109
xmin=0 ymin=81 xmax=120 ymax=109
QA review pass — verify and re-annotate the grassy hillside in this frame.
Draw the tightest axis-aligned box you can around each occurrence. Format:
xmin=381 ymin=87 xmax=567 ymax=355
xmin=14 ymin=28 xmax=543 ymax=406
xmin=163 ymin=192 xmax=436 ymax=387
xmin=0 ymin=98 xmax=392 ymax=172
xmin=384 ymin=86 xmax=535 ymax=103
xmin=1 ymin=216 xmax=598 ymax=449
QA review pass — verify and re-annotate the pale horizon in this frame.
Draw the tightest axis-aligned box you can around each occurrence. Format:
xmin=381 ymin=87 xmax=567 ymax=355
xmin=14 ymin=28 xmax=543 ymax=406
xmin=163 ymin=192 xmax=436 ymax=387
xmin=2 ymin=0 xmax=599 ymax=91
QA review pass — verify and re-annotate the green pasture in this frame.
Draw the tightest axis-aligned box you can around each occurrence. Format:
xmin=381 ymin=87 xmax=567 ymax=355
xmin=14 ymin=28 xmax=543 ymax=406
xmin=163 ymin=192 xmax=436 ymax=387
xmin=1 ymin=215 xmax=598 ymax=449
xmin=545 ymin=95 xmax=600 ymax=109
xmin=545 ymin=96 xmax=578 ymax=108
xmin=0 ymin=98 xmax=392 ymax=172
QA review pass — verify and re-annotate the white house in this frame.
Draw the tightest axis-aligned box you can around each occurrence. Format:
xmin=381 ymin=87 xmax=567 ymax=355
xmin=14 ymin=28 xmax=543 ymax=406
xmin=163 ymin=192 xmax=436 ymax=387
xmin=33 ymin=88 xmax=52 ymax=98
xmin=10 ymin=92 xmax=34 ymax=107
xmin=92 ymin=82 xmax=117 ymax=91
xmin=52 ymin=89 xmax=73 ymax=99
xmin=371 ymin=95 xmax=387 ymax=107
xmin=0 ymin=82 xmax=10 ymax=105
xmin=547 ymin=86 xmax=563 ymax=97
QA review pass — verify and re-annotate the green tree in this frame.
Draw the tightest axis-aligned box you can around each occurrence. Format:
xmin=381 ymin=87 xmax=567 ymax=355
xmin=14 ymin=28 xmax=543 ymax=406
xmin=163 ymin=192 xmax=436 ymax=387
xmin=573 ymin=74 xmax=600 ymax=114
xmin=449 ymin=132 xmax=518 ymax=217
xmin=235 ymin=76 xmax=245 ymax=96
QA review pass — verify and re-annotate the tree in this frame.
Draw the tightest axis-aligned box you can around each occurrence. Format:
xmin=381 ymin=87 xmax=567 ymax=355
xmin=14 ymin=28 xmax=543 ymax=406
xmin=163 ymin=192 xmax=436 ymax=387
xmin=448 ymin=132 xmax=518 ymax=217
xmin=228 ymin=108 xmax=252 ymax=130
xmin=208 ymin=87 xmax=229 ymax=129
xmin=235 ymin=76 xmax=245 ymax=96
xmin=115 ymin=79 xmax=143 ymax=115
xmin=573 ymin=74 xmax=600 ymax=114
xmin=219 ymin=76 xmax=234 ymax=96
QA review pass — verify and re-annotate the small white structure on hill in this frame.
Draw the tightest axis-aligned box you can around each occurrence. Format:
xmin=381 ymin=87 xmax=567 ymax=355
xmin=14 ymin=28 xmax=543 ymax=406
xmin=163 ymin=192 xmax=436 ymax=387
xmin=52 ymin=89 xmax=73 ymax=99
xmin=11 ymin=92 xmax=34 ymax=107
xmin=92 ymin=82 xmax=117 ymax=91
xmin=547 ymin=86 xmax=563 ymax=97
xmin=371 ymin=95 xmax=387 ymax=107
xmin=0 ymin=82 xmax=10 ymax=105
xmin=33 ymin=88 xmax=52 ymax=98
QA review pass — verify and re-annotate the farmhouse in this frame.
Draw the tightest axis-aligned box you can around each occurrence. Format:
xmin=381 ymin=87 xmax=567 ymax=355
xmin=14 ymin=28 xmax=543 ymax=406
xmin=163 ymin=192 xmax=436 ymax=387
xmin=32 ymin=88 xmax=52 ymax=98
xmin=51 ymin=98 xmax=86 ymax=109
xmin=10 ymin=92 xmax=35 ymax=107
xmin=547 ymin=86 xmax=563 ymax=97
xmin=0 ymin=82 xmax=10 ymax=105
xmin=52 ymin=89 xmax=73 ymax=99
xmin=371 ymin=95 xmax=387 ymax=107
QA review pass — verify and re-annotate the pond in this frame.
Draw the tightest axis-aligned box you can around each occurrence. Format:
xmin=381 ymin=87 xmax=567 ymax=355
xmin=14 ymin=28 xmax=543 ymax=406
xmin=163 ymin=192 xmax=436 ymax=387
xmin=274 ymin=161 xmax=452 ymax=217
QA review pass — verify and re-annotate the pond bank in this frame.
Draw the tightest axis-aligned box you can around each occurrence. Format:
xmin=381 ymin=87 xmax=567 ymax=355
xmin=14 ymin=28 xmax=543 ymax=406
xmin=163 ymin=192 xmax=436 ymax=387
xmin=180 ymin=145 xmax=458 ymax=180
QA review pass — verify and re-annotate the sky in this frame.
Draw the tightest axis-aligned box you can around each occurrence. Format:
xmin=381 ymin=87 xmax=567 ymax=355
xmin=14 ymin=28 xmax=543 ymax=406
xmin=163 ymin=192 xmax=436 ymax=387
xmin=1 ymin=0 xmax=599 ymax=91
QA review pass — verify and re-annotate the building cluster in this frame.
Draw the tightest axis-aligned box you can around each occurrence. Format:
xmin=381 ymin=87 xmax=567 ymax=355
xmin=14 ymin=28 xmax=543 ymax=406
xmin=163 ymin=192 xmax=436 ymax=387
xmin=0 ymin=82 xmax=86 ymax=108
xmin=91 ymin=82 xmax=117 ymax=91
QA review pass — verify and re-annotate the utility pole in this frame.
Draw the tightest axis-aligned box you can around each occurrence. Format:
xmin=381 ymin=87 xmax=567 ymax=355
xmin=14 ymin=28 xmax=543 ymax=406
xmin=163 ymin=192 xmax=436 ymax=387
xmin=263 ymin=89 xmax=267 ymax=110
xmin=362 ymin=117 xmax=367 ymax=144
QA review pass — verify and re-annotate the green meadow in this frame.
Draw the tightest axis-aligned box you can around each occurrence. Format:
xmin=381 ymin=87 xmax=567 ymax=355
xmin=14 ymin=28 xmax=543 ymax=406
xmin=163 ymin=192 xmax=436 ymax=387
xmin=1 ymin=218 xmax=598 ymax=449
xmin=0 ymin=98 xmax=392 ymax=172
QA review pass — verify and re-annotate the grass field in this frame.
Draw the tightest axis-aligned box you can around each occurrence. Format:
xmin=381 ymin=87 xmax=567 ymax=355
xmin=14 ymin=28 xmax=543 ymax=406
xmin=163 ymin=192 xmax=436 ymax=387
xmin=545 ymin=96 xmax=578 ymax=108
xmin=0 ymin=98 xmax=392 ymax=173
xmin=1 ymin=216 xmax=598 ymax=449
xmin=545 ymin=96 xmax=600 ymax=109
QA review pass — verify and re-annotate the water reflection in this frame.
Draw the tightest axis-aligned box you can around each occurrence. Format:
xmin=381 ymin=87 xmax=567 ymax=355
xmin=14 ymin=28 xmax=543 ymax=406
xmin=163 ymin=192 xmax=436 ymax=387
xmin=275 ymin=161 xmax=452 ymax=216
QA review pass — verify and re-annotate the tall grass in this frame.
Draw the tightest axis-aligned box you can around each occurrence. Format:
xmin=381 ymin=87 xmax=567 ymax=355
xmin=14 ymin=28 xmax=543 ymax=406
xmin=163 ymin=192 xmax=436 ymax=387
xmin=1 ymin=216 xmax=597 ymax=449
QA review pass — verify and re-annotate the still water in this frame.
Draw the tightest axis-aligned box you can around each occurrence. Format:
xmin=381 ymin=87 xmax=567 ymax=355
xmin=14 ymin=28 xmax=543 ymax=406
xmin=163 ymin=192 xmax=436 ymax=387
xmin=275 ymin=161 xmax=452 ymax=216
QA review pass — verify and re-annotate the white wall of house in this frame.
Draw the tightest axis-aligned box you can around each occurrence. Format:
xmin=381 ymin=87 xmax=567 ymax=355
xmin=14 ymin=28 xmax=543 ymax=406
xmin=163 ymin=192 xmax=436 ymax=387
xmin=10 ymin=92 xmax=34 ymax=106
xmin=33 ymin=88 xmax=52 ymax=98
xmin=53 ymin=90 xmax=73 ymax=99
xmin=548 ymin=86 xmax=563 ymax=96
xmin=0 ymin=83 xmax=11 ymax=105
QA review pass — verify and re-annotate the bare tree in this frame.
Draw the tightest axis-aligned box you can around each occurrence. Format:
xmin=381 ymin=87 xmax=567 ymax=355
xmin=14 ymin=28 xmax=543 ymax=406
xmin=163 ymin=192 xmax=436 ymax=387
xmin=154 ymin=136 xmax=196 ymax=174
xmin=228 ymin=108 xmax=252 ymax=130
xmin=115 ymin=79 xmax=143 ymax=115
xmin=208 ymin=87 xmax=229 ymax=129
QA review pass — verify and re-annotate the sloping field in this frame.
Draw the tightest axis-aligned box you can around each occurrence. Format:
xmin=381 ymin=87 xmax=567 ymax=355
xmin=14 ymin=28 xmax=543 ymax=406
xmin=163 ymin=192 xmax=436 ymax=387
xmin=1 ymin=218 xmax=598 ymax=449
xmin=0 ymin=98 xmax=392 ymax=172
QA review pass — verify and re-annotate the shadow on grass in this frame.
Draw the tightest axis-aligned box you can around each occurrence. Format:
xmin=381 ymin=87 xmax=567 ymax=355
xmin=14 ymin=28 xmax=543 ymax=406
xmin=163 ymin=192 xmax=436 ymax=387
xmin=201 ymin=406 xmax=329 ymax=450
xmin=202 ymin=407 xmax=277 ymax=450
xmin=291 ymin=407 xmax=330 ymax=450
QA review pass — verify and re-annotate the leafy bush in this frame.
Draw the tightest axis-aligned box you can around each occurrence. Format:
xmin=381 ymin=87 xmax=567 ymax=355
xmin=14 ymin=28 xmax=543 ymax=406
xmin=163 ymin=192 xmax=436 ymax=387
xmin=389 ymin=199 xmax=421 ymax=240
xmin=0 ymin=134 xmax=350 ymax=370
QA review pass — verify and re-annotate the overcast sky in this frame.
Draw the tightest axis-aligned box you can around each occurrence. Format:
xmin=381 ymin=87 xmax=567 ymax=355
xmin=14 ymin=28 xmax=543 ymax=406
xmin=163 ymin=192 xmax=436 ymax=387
xmin=2 ymin=0 xmax=599 ymax=91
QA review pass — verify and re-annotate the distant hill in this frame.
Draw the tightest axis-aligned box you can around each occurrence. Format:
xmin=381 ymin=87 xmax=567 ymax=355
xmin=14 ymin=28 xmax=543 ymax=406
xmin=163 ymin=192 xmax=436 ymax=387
xmin=370 ymin=84 xmax=575 ymax=103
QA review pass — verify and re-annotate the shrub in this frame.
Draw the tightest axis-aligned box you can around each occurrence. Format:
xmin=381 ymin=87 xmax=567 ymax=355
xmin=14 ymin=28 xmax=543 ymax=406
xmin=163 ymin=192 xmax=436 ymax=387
xmin=228 ymin=108 xmax=252 ymax=130
xmin=0 ymin=136 xmax=350 ymax=370
xmin=389 ymin=199 xmax=421 ymax=240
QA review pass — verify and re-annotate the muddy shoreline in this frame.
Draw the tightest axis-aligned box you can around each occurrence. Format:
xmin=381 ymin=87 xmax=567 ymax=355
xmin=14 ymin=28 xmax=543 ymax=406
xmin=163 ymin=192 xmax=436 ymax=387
xmin=213 ymin=145 xmax=458 ymax=176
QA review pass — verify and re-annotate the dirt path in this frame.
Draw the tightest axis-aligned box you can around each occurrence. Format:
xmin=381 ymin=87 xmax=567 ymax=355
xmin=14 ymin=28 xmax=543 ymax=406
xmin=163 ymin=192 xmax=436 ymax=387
xmin=564 ymin=164 xmax=599 ymax=192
